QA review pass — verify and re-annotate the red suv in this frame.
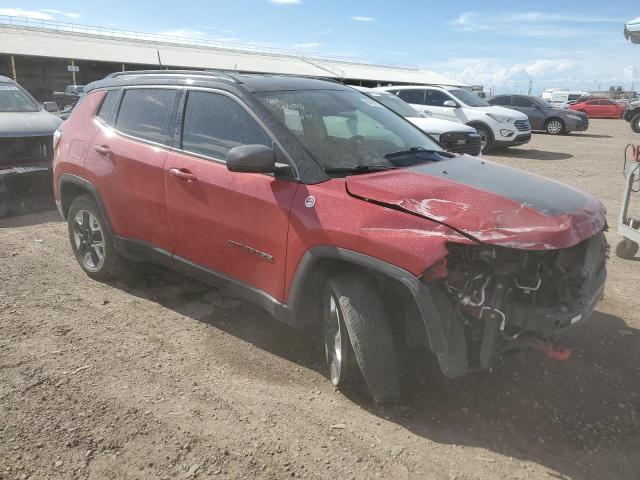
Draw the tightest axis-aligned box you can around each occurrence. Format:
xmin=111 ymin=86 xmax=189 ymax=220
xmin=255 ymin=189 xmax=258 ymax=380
xmin=53 ymin=71 xmax=607 ymax=402
xmin=570 ymin=98 xmax=624 ymax=118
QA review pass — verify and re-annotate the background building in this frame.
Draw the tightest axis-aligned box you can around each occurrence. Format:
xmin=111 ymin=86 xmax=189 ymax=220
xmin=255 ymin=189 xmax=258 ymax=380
xmin=0 ymin=15 xmax=466 ymax=101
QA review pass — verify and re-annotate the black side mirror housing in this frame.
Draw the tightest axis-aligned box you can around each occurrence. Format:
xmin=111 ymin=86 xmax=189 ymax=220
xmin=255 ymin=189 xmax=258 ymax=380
xmin=226 ymin=144 xmax=288 ymax=175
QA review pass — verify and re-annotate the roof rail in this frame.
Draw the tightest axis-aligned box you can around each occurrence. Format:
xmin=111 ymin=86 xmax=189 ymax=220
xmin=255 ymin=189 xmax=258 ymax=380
xmin=104 ymin=69 xmax=240 ymax=83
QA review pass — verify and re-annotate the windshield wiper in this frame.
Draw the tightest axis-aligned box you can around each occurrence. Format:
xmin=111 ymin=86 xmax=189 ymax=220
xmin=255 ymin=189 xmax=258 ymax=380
xmin=324 ymin=164 xmax=396 ymax=175
xmin=384 ymin=146 xmax=436 ymax=158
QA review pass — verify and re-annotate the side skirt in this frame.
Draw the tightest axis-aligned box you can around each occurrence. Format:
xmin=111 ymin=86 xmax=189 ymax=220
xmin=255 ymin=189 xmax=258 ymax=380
xmin=113 ymin=236 xmax=294 ymax=326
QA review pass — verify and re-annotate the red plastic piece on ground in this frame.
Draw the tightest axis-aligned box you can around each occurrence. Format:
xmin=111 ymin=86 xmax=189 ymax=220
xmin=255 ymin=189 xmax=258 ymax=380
xmin=543 ymin=345 xmax=571 ymax=361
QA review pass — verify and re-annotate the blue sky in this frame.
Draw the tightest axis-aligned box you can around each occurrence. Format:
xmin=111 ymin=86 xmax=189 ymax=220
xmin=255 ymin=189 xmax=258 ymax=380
xmin=1 ymin=0 xmax=639 ymax=94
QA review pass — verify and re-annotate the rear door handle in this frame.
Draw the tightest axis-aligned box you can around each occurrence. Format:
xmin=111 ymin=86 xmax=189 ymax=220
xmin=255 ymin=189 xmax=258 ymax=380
xmin=169 ymin=167 xmax=198 ymax=182
xmin=94 ymin=145 xmax=113 ymax=156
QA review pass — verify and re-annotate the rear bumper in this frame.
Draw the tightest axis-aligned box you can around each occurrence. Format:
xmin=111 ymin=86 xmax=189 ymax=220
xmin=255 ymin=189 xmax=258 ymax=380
xmin=0 ymin=164 xmax=54 ymax=218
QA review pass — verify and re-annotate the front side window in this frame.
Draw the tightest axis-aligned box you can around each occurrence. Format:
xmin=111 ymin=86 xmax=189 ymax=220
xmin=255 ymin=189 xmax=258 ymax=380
xmin=115 ymin=88 xmax=176 ymax=144
xmin=181 ymin=91 xmax=272 ymax=160
xmin=366 ymin=91 xmax=420 ymax=117
xmin=0 ymin=83 xmax=38 ymax=112
xmin=513 ymin=96 xmax=535 ymax=108
xmin=448 ymin=89 xmax=490 ymax=107
xmin=257 ymin=89 xmax=443 ymax=174
xmin=425 ymin=90 xmax=452 ymax=106
xmin=396 ymin=89 xmax=424 ymax=105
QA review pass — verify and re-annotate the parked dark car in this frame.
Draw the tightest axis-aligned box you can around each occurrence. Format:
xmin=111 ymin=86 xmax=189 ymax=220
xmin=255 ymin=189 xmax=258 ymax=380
xmin=53 ymin=84 xmax=85 ymax=109
xmin=0 ymin=75 xmax=62 ymax=217
xmin=489 ymin=94 xmax=588 ymax=135
xmin=623 ymin=98 xmax=640 ymax=132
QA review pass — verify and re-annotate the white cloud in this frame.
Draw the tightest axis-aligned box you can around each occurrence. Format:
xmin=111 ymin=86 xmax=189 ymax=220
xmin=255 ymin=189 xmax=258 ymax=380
xmin=63 ymin=12 xmax=81 ymax=19
xmin=269 ymin=0 xmax=301 ymax=4
xmin=40 ymin=9 xmax=62 ymax=14
xmin=351 ymin=16 xmax=376 ymax=22
xmin=0 ymin=8 xmax=54 ymax=20
xmin=292 ymin=42 xmax=322 ymax=49
xmin=449 ymin=11 xmax=622 ymax=37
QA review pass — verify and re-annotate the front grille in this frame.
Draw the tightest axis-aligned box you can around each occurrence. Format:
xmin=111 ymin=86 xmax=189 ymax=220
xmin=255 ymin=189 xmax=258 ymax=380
xmin=440 ymin=132 xmax=482 ymax=155
xmin=514 ymin=119 xmax=530 ymax=131
xmin=0 ymin=136 xmax=53 ymax=168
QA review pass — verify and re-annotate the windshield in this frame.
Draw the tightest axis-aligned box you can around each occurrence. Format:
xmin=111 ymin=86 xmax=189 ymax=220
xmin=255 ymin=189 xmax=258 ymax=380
xmin=0 ymin=83 xmax=38 ymax=112
xmin=257 ymin=89 xmax=443 ymax=174
xmin=448 ymin=89 xmax=490 ymax=107
xmin=365 ymin=91 xmax=421 ymax=117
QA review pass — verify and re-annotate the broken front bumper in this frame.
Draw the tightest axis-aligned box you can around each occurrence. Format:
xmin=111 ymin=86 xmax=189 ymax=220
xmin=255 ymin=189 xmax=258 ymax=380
xmin=0 ymin=164 xmax=54 ymax=218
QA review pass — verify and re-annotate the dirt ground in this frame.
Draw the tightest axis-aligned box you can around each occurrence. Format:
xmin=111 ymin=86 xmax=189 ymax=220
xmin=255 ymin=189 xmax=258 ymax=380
xmin=1 ymin=119 xmax=639 ymax=480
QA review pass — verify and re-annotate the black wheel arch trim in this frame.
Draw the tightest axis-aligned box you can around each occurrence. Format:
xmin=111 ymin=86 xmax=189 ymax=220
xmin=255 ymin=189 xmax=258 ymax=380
xmin=57 ymin=173 xmax=115 ymax=234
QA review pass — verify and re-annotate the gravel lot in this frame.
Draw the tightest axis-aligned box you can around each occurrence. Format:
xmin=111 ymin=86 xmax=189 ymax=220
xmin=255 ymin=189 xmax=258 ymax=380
xmin=1 ymin=119 xmax=639 ymax=480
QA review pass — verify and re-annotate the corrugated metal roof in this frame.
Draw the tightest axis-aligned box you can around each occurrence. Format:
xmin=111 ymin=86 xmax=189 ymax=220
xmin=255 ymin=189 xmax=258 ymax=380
xmin=0 ymin=15 xmax=467 ymax=87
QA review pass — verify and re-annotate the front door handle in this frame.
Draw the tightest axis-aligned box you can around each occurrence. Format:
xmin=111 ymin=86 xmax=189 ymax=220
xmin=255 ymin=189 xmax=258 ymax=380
xmin=169 ymin=167 xmax=198 ymax=182
xmin=94 ymin=145 xmax=113 ymax=156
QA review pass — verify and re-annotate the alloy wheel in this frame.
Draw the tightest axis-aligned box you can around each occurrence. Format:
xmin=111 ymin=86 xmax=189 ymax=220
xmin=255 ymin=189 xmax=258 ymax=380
xmin=547 ymin=120 xmax=562 ymax=134
xmin=72 ymin=210 xmax=106 ymax=271
xmin=324 ymin=293 xmax=349 ymax=386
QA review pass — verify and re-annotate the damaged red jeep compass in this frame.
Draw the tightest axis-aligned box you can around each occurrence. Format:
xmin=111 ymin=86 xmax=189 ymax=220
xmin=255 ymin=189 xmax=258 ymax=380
xmin=53 ymin=71 xmax=607 ymax=402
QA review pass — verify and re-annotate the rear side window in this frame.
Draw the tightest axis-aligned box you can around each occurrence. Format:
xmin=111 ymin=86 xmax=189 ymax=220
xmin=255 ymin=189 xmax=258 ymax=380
xmin=492 ymin=96 xmax=511 ymax=106
xmin=396 ymin=89 xmax=424 ymax=105
xmin=181 ymin=91 xmax=272 ymax=160
xmin=96 ymin=90 xmax=119 ymax=125
xmin=115 ymin=88 xmax=176 ymax=144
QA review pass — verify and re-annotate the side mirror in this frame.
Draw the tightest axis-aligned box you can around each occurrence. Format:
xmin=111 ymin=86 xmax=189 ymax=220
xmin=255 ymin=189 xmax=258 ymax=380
xmin=43 ymin=101 xmax=58 ymax=112
xmin=443 ymin=100 xmax=457 ymax=108
xmin=226 ymin=144 xmax=285 ymax=174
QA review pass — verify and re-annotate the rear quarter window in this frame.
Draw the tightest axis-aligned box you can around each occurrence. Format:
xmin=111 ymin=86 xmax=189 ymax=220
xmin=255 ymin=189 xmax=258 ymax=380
xmin=115 ymin=88 xmax=177 ymax=144
xmin=95 ymin=90 xmax=120 ymax=126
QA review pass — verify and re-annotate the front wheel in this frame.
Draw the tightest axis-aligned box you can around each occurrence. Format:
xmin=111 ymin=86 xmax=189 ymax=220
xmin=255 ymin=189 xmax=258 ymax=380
xmin=67 ymin=195 xmax=125 ymax=280
xmin=323 ymin=273 xmax=400 ymax=403
xmin=545 ymin=118 xmax=564 ymax=135
xmin=631 ymin=113 xmax=640 ymax=133
xmin=473 ymin=125 xmax=493 ymax=152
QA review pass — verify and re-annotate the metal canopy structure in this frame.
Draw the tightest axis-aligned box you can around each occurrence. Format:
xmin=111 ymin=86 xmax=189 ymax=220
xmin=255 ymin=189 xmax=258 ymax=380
xmin=0 ymin=15 xmax=466 ymax=87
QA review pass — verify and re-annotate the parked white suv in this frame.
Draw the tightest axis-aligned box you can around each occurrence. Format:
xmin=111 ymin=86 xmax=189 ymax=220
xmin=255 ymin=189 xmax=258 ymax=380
xmin=352 ymin=87 xmax=482 ymax=156
xmin=375 ymin=85 xmax=531 ymax=152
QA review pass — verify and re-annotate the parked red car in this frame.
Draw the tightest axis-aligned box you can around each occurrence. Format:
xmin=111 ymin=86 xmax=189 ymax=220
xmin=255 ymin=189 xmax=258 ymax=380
xmin=53 ymin=71 xmax=607 ymax=402
xmin=570 ymin=98 xmax=624 ymax=118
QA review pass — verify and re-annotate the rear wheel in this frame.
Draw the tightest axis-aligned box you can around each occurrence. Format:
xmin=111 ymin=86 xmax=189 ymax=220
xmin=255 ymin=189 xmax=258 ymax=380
xmin=67 ymin=195 xmax=124 ymax=280
xmin=631 ymin=113 xmax=640 ymax=133
xmin=545 ymin=118 xmax=564 ymax=135
xmin=323 ymin=273 xmax=400 ymax=403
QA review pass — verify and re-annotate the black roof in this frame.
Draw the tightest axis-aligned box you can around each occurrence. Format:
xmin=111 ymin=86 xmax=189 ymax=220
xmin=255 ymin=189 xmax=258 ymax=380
xmin=88 ymin=70 xmax=350 ymax=93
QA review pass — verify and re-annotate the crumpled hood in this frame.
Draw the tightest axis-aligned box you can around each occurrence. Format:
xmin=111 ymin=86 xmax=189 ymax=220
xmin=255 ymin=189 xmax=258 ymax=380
xmin=0 ymin=111 xmax=63 ymax=137
xmin=346 ymin=156 xmax=606 ymax=250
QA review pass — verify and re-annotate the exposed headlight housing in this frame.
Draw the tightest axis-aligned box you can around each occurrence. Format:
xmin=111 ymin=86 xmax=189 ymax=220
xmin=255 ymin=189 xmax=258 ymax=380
xmin=566 ymin=114 xmax=583 ymax=121
xmin=486 ymin=113 xmax=515 ymax=123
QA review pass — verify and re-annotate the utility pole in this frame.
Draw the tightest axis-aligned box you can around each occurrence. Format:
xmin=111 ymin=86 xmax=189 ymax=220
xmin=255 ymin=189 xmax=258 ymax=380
xmin=528 ymin=79 xmax=532 ymax=95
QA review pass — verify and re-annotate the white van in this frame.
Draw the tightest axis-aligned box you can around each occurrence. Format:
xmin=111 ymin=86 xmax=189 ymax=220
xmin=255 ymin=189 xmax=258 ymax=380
xmin=375 ymin=85 xmax=531 ymax=152
xmin=541 ymin=90 xmax=590 ymax=106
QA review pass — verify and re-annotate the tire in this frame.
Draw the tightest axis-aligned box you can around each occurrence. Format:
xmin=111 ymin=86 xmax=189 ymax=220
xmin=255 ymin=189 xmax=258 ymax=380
xmin=67 ymin=195 xmax=125 ymax=280
xmin=615 ymin=238 xmax=639 ymax=259
xmin=472 ymin=124 xmax=493 ymax=153
xmin=324 ymin=273 xmax=400 ymax=403
xmin=545 ymin=118 xmax=564 ymax=135
xmin=631 ymin=113 xmax=640 ymax=133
